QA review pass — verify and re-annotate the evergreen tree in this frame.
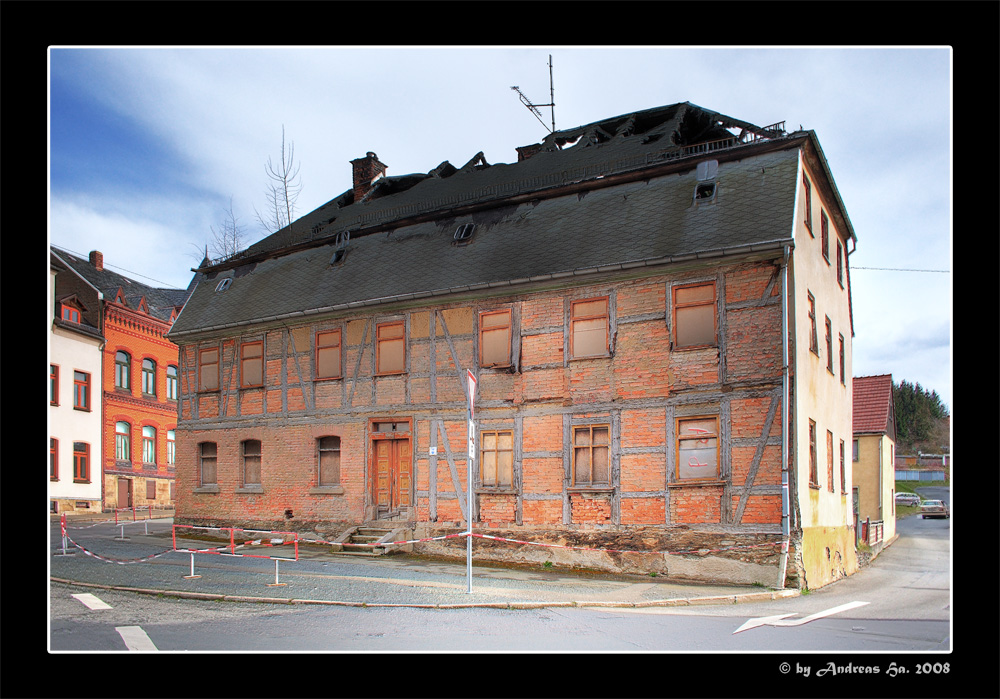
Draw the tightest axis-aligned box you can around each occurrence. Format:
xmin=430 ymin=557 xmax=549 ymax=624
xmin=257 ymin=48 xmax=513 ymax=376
xmin=893 ymin=379 xmax=948 ymax=448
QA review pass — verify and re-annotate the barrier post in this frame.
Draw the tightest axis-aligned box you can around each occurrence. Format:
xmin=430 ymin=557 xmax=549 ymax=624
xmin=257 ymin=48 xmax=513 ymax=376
xmin=267 ymin=558 xmax=287 ymax=587
xmin=114 ymin=523 xmax=129 ymax=541
xmin=183 ymin=552 xmax=201 ymax=579
xmin=54 ymin=513 xmax=75 ymax=556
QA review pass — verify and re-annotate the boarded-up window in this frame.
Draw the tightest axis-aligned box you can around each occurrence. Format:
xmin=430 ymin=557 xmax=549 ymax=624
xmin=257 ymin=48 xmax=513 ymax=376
xmin=821 ymin=210 xmax=830 ymax=262
xmin=376 ymin=321 xmax=405 ymax=374
xmin=837 ymin=240 xmax=844 ymax=286
xmin=572 ymin=425 xmax=610 ymax=486
xmin=316 ymin=330 xmax=342 ymax=379
xmin=676 ymin=416 xmax=719 ymax=480
xmin=571 ymin=298 xmax=608 ymax=358
xmin=809 ymin=420 xmax=818 ymax=486
xmin=200 ymin=442 xmax=217 ymax=485
xmin=242 ymin=440 xmax=261 ymax=486
xmin=240 ymin=341 xmax=263 ymax=388
xmin=146 ymin=479 xmax=157 ymax=500
xmin=318 ymin=436 xmax=341 ymax=486
xmin=673 ymin=282 xmax=716 ymax=348
xmin=827 ymin=430 xmax=835 ymax=493
xmin=480 ymin=430 xmax=513 ymax=487
xmin=825 ymin=317 xmax=833 ymax=373
xmin=807 ymin=292 xmax=818 ymax=354
xmin=802 ymin=174 xmax=813 ymax=232
xmin=480 ymin=310 xmax=512 ymax=368
xmin=199 ymin=347 xmax=219 ymax=391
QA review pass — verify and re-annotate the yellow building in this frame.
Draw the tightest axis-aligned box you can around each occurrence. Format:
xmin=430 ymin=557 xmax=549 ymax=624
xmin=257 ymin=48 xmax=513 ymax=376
xmin=852 ymin=374 xmax=897 ymax=550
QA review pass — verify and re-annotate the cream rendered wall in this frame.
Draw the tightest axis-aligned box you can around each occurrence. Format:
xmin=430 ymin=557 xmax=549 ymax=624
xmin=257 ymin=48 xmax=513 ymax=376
xmin=788 ymin=153 xmax=858 ymax=588
xmin=49 ymin=268 xmax=104 ymax=510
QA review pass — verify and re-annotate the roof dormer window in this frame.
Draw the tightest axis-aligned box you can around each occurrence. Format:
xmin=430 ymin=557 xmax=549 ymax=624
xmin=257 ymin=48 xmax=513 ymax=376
xmin=60 ymin=303 xmax=81 ymax=323
xmin=215 ymin=278 xmax=232 ymax=292
xmin=694 ymin=182 xmax=717 ymax=202
xmin=453 ymin=223 xmax=476 ymax=245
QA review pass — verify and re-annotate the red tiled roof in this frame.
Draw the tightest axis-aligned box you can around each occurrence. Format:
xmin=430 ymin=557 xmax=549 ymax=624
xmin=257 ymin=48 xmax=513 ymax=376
xmin=853 ymin=374 xmax=893 ymax=434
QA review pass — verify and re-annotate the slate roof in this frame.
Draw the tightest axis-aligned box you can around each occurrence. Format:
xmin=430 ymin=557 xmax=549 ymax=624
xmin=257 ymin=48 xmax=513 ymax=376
xmin=170 ymin=102 xmax=806 ymax=337
xmin=52 ymin=247 xmax=191 ymax=323
xmin=853 ymin=374 xmax=895 ymax=435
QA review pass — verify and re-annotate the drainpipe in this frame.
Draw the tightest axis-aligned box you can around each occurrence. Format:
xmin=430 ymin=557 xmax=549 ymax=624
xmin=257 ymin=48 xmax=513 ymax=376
xmin=776 ymin=244 xmax=791 ymax=589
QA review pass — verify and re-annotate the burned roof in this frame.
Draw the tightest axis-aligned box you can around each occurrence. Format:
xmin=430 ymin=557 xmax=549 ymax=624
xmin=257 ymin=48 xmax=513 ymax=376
xmin=171 ymin=102 xmax=808 ymax=337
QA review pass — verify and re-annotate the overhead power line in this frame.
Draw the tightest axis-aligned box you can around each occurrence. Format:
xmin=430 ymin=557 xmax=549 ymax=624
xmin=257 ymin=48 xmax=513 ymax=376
xmin=852 ymin=267 xmax=949 ymax=273
xmin=52 ymin=245 xmax=185 ymax=289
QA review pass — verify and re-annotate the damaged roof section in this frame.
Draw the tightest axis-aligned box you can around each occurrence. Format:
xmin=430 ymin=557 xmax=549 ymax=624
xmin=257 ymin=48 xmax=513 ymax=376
xmin=217 ymin=102 xmax=787 ymax=270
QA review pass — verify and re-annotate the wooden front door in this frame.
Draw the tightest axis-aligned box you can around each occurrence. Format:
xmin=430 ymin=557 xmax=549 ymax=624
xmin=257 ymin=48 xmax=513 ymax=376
xmin=117 ymin=477 xmax=132 ymax=509
xmin=373 ymin=438 xmax=411 ymax=512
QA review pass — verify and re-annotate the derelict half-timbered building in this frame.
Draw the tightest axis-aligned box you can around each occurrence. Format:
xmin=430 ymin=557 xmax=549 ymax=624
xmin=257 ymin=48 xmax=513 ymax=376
xmin=169 ymin=102 xmax=859 ymax=589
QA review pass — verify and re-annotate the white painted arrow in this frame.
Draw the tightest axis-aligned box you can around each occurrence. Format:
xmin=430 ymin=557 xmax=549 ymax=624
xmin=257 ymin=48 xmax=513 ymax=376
xmin=734 ymin=601 xmax=869 ymax=634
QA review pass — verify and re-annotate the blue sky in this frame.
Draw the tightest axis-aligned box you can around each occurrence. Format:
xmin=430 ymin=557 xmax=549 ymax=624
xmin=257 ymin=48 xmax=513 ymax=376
xmin=47 ymin=46 xmax=952 ymax=412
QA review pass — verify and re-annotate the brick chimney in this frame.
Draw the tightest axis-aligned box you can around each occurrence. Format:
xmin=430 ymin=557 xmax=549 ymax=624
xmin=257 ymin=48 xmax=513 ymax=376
xmin=89 ymin=251 xmax=104 ymax=271
xmin=350 ymin=152 xmax=387 ymax=203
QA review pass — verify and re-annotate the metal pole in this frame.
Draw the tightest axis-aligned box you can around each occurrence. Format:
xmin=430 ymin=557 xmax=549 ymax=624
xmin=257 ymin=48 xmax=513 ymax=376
xmin=466 ymin=403 xmax=473 ymax=594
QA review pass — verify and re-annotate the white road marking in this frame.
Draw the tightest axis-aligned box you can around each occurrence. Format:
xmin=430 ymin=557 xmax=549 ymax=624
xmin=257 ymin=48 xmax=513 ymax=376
xmin=116 ymin=626 xmax=159 ymax=651
xmin=734 ymin=601 xmax=869 ymax=634
xmin=71 ymin=593 xmax=112 ymax=610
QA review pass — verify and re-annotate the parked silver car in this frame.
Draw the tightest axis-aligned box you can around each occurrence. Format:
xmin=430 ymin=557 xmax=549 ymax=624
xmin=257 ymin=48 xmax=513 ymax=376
xmin=920 ymin=499 xmax=949 ymax=519
xmin=895 ymin=492 xmax=922 ymax=507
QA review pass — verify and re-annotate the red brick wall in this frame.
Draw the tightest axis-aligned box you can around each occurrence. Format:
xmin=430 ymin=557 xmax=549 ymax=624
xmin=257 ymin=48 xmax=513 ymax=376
xmin=102 ymin=305 xmax=180 ymax=510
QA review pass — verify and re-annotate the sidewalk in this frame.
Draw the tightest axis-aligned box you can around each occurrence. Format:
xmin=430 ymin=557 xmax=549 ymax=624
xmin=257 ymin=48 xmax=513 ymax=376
xmin=51 ymin=514 xmax=799 ymax=609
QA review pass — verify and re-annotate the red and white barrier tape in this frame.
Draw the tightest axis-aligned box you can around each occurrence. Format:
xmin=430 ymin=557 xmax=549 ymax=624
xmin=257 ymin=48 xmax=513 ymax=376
xmin=60 ymin=534 xmax=176 ymax=565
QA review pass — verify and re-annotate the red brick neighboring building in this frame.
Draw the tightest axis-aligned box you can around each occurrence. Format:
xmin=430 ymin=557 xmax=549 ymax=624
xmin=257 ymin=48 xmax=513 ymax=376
xmin=53 ymin=248 xmax=193 ymax=512
xmin=168 ymin=103 xmax=859 ymax=589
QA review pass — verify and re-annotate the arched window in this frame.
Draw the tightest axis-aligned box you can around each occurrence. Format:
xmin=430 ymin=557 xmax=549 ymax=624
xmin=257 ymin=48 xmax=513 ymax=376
xmin=142 ymin=359 xmax=157 ymax=396
xmin=115 ymin=351 xmax=131 ymax=389
xmin=167 ymin=430 xmax=176 ymax=465
xmin=166 ymin=365 xmax=178 ymax=400
xmin=142 ymin=426 xmax=157 ymax=464
xmin=115 ymin=421 xmax=132 ymax=462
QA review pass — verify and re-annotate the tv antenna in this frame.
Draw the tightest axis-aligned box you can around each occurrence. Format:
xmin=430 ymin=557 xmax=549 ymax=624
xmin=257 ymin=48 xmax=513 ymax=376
xmin=511 ymin=54 xmax=555 ymax=133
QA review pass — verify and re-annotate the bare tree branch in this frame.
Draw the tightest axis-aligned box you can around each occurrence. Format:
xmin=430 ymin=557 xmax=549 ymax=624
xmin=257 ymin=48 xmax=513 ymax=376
xmin=255 ymin=125 xmax=302 ymax=235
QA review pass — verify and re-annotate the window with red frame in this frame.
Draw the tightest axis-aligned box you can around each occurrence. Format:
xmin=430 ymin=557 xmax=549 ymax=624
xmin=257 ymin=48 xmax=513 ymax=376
xmin=61 ymin=304 xmax=81 ymax=323
xmin=480 ymin=309 xmax=512 ymax=368
xmin=51 ymin=438 xmax=59 ymax=480
xmin=50 ymin=365 xmax=59 ymax=405
xmin=73 ymin=442 xmax=90 ymax=482
xmin=240 ymin=341 xmax=263 ymax=388
xmin=376 ymin=321 xmax=405 ymax=375
xmin=73 ymin=371 xmax=90 ymax=410
xmin=199 ymin=347 xmax=219 ymax=391
xmin=315 ymin=330 xmax=342 ymax=379
xmin=570 ymin=298 xmax=609 ymax=359
xmin=673 ymin=282 xmax=717 ymax=349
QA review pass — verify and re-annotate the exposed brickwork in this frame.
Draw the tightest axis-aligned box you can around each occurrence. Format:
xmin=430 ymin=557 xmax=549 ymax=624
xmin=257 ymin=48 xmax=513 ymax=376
xmin=175 ymin=261 xmax=790 ymax=560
